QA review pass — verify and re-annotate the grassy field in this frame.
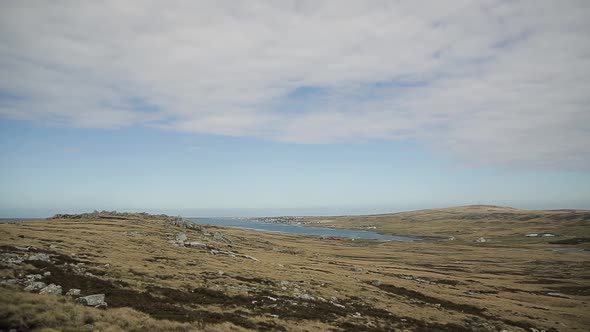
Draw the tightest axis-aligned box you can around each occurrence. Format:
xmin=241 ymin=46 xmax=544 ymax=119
xmin=1 ymin=207 xmax=589 ymax=331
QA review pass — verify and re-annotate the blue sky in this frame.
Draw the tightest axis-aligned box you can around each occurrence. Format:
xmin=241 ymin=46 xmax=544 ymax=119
xmin=1 ymin=119 xmax=589 ymax=217
xmin=1 ymin=1 xmax=589 ymax=217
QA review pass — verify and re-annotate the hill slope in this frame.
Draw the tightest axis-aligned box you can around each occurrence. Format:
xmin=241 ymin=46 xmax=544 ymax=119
xmin=302 ymin=205 xmax=590 ymax=243
xmin=1 ymin=210 xmax=589 ymax=331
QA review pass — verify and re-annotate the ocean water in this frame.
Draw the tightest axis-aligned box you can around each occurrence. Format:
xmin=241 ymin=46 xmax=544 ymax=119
xmin=188 ymin=218 xmax=416 ymax=241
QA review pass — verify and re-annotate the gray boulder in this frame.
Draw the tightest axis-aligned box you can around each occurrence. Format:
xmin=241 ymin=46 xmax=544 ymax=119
xmin=77 ymin=294 xmax=107 ymax=307
xmin=66 ymin=288 xmax=82 ymax=296
xmin=39 ymin=284 xmax=62 ymax=295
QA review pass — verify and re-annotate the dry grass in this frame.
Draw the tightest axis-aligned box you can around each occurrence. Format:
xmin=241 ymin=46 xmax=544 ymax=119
xmin=1 ymin=207 xmax=589 ymax=331
xmin=0 ymin=288 xmax=201 ymax=332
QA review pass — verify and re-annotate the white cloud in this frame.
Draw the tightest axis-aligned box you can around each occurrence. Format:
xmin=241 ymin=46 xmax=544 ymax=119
xmin=0 ymin=0 xmax=589 ymax=168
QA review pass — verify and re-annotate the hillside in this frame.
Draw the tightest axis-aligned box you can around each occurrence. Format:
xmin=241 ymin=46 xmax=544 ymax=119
xmin=302 ymin=205 xmax=590 ymax=244
xmin=1 ymin=210 xmax=589 ymax=331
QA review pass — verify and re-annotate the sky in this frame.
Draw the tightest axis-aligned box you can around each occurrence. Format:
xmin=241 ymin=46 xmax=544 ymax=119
xmin=1 ymin=1 xmax=589 ymax=217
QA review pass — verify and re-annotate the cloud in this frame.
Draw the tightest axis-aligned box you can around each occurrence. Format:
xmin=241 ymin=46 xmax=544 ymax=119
xmin=0 ymin=0 xmax=589 ymax=168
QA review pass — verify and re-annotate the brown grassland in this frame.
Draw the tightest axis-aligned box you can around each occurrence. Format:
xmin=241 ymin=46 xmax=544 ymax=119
xmin=1 ymin=205 xmax=589 ymax=331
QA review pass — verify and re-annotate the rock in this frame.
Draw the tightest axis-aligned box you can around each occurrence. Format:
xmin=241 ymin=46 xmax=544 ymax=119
xmin=77 ymin=294 xmax=107 ymax=307
xmin=49 ymin=244 xmax=58 ymax=249
xmin=175 ymin=233 xmax=188 ymax=242
xmin=331 ymin=301 xmax=346 ymax=309
xmin=0 ymin=253 xmax=25 ymax=266
xmin=39 ymin=284 xmax=62 ymax=295
xmin=43 ymin=271 xmax=51 ymax=277
xmin=0 ymin=279 xmax=19 ymax=286
xmin=26 ymin=274 xmax=43 ymax=280
xmin=186 ymin=241 xmax=207 ymax=249
xmin=213 ymin=231 xmax=230 ymax=242
xmin=24 ymin=281 xmax=47 ymax=291
xmin=295 ymin=293 xmax=315 ymax=301
xmin=351 ymin=266 xmax=363 ymax=272
xmin=66 ymin=288 xmax=82 ymax=296
xmin=371 ymin=279 xmax=382 ymax=286
xmin=475 ymin=237 xmax=487 ymax=243
xmin=27 ymin=253 xmax=51 ymax=262
xmin=525 ymin=233 xmax=539 ymax=237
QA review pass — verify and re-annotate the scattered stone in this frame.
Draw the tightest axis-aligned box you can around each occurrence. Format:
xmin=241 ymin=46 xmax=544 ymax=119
xmin=546 ymin=292 xmax=569 ymax=298
xmin=371 ymin=279 xmax=382 ymax=286
xmin=175 ymin=233 xmax=188 ymax=243
xmin=0 ymin=253 xmax=25 ymax=266
xmin=295 ymin=293 xmax=315 ymax=301
xmin=24 ymin=281 xmax=46 ymax=292
xmin=209 ymin=248 xmax=258 ymax=261
xmin=15 ymin=246 xmax=30 ymax=251
xmin=39 ymin=284 xmax=62 ymax=295
xmin=475 ymin=237 xmax=487 ymax=243
xmin=43 ymin=271 xmax=51 ymax=277
xmin=526 ymin=233 xmax=539 ymax=237
xmin=351 ymin=266 xmax=363 ymax=272
xmin=77 ymin=294 xmax=107 ymax=307
xmin=26 ymin=274 xmax=43 ymax=281
xmin=331 ymin=301 xmax=346 ymax=309
xmin=49 ymin=244 xmax=58 ymax=249
xmin=66 ymin=288 xmax=82 ymax=296
xmin=186 ymin=241 xmax=207 ymax=249
xmin=213 ymin=231 xmax=231 ymax=243
xmin=26 ymin=253 xmax=51 ymax=262
xmin=0 ymin=279 xmax=19 ymax=286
